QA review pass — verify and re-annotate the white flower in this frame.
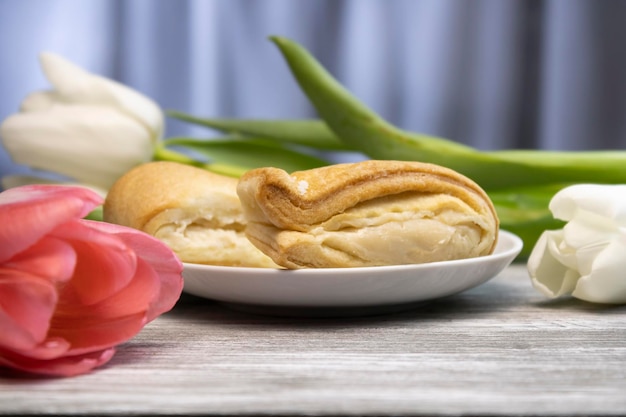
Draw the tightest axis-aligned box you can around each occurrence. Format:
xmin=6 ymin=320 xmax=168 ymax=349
xmin=527 ymin=184 xmax=626 ymax=304
xmin=1 ymin=52 xmax=163 ymax=191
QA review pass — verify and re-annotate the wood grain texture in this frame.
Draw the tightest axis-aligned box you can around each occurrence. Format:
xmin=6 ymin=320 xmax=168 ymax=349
xmin=1 ymin=264 xmax=626 ymax=416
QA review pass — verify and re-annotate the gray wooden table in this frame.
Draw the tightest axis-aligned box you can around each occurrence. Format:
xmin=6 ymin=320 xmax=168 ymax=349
xmin=1 ymin=264 xmax=625 ymax=416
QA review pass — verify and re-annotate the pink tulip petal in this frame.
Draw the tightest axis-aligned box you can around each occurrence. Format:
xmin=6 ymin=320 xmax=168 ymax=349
xmin=0 ymin=185 xmax=102 ymax=263
xmin=10 ymin=336 xmax=71 ymax=360
xmin=5 ymin=236 xmax=76 ymax=284
xmin=56 ymin=257 xmax=159 ymax=320
xmin=50 ymin=220 xmax=137 ymax=305
xmin=0 ymin=270 xmax=57 ymax=350
xmin=86 ymin=220 xmax=183 ymax=320
xmin=49 ymin=312 xmax=147 ymax=355
xmin=89 ymin=222 xmax=184 ymax=313
xmin=0 ymin=346 xmax=115 ymax=377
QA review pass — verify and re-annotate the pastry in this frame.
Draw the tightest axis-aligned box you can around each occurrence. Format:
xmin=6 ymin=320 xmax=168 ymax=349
xmin=103 ymin=161 xmax=280 ymax=268
xmin=236 ymin=160 xmax=499 ymax=268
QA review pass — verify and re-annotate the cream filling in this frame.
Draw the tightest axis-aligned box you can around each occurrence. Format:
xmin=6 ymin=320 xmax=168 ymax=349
xmin=152 ymin=208 xmax=278 ymax=267
xmin=308 ymin=193 xmax=495 ymax=264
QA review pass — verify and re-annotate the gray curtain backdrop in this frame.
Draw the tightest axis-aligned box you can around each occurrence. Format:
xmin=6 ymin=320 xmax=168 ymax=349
xmin=2 ymin=0 xmax=626 ymax=177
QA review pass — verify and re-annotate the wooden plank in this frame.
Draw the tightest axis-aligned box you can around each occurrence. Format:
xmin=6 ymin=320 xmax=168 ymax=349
xmin=1 ymin=265 xmax=625 ymax=416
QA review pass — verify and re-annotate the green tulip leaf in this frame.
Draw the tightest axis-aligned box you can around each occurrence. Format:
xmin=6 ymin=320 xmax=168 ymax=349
xmin=167 ymin=110 xmax=352 ymax=151
xmin=157 ymin=136 xmax=331 ymax=177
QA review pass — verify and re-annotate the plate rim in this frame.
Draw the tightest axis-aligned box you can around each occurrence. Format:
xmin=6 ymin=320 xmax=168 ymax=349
xmin=180 ymin=230 xmax=523 ymax=313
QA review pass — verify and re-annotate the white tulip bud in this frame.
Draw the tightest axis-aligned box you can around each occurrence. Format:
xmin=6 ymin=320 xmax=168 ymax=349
xmin=1 ymin=53 xmax=164 ymax=190
xmin=527 ymin=184 xmax=626 ymax=304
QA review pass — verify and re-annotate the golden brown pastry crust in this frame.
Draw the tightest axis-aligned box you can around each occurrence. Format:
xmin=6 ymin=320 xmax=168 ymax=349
xmin=103 ymin=161 xmax=279 ymax=268
xmin=237 ymin=160 xmax=499 ymax=269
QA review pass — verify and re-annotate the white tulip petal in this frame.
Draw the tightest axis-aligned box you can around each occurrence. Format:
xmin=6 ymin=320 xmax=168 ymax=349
xmin=38 ymin=53 xmax=96 ymax=102
xmin=561 ymin=270 xmax=582 ymax=298
xmin=549 ymin=236 xmax=578 ymax=271
xmin=97 ymin=77 xmax=164 ymax=140
xmin=550 ymin=184 xmax=626 ymax=223
xmin=39 ymin=52 xmax=163 ymax=140
xmin=19 ymin=91 xmax=62 ymax=112
xmin=574 ymin=241 xmax=610 ymax=277
xmin=562 ymin=216 xmax=613 ymax=276
xmin=562 ymin=214 xmax=614 ymax=250
xmin=1 ymin=105 xmax=152 ymax=189
xmin=527 ymin=230 xmax=578 ymax=298
xmin=572 ymin=231 xmax=626 ymax=304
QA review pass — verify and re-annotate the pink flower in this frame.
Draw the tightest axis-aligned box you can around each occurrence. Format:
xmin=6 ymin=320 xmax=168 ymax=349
xmin=0 ymin=185 xmax=183 ymax=377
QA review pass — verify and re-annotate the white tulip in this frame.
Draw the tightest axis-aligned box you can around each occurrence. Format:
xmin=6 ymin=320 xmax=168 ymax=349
xmin=1 ymin=52 xmax=163 ymax=190
xmin=527 ymin=184 xmax=626 ymax=304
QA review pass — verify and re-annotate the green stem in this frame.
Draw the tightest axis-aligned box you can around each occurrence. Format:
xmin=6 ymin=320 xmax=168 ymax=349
xmin=269 ymin=35 xmax=626 ymax=190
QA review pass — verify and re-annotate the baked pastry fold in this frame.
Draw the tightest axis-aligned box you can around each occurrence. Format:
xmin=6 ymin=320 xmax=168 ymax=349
xmin=236 ymin=160 xmax=499 ymax=269
xmin=104 ymin=161 xmax=279 ymax=268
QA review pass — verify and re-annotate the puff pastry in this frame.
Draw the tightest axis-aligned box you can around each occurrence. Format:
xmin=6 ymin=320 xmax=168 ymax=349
xmin=236 ymin=160 xmax=499 ymax=269
xmin=103 ymin=161 xmax=279 ymax=268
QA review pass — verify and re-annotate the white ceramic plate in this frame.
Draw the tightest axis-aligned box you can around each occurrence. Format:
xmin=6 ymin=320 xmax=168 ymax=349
xmin=182 ymin=230 xmax=523 ymax=316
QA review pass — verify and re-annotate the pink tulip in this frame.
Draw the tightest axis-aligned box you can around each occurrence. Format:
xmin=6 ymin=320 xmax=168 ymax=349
xmin=0 ymin=185 xmax=183 ymax=377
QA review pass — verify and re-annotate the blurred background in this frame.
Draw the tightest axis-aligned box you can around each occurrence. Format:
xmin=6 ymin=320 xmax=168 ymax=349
xmin=2 ymin=0 xmax=626 ymax=178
